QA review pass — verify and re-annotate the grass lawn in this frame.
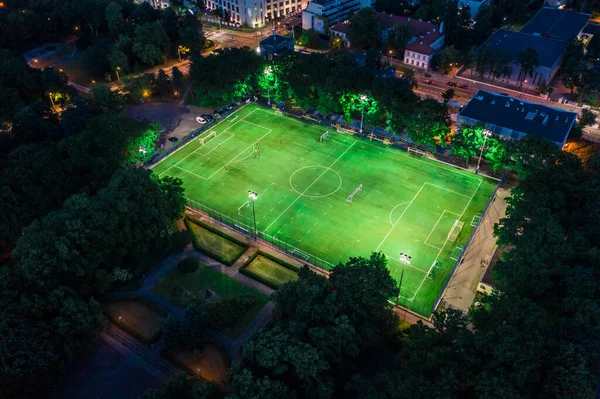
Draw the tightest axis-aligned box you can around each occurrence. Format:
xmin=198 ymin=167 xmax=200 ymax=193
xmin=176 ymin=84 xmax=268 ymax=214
xmin=103 ymin=299 xmax=167 ymax=343
xmin=152 ymin=103 xmax=498 ymax=315
xmin=163 ymin=344 xmax=230 ymax=384
xmin=152 ymin=264 xmax=269 ymax=339
xmin=186 ymin=219 xmax=247 ymax=265
xmin=243 ymin=255 xmax=298 ymax=287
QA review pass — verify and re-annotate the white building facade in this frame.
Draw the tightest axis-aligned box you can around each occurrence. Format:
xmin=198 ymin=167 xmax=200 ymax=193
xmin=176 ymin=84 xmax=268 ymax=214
xmin=135 ymin=0 xmax=170 ymax=9
xmin=206 ymin=0 xmax=307 ymax=26
xmin=302 ymin=0 xmax=373 ymax=35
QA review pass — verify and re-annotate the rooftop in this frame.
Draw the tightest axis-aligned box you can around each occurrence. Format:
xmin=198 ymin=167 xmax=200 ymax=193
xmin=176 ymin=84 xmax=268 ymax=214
xmin=520 ymin=7 xmax=591 ymax=41
xmin=459 ymin=90 xmax=577 ymax=144
xmin=583 ymin=22 xmax=600 ymax=35
xmin=482 ymin=29 xmax=568 ymax=67
xmin=259 ymin=34 xmax=294 ymax=46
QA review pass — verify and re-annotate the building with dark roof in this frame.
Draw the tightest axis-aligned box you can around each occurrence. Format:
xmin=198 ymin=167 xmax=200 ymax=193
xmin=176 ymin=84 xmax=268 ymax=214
xmin=478 ymin=29 xmax=568 ymax=87
xmin=520 ymin=7 xmax=591 ymax=41
xmin=259 ymin=34 xmax=294 ymax=58
xmin=330 ymin=12 xmax=444 ymax=70
xmin=457 ymin=90 xmax=577 ymax=148
xmin=464 ymin=8 xmax=590 ymax=89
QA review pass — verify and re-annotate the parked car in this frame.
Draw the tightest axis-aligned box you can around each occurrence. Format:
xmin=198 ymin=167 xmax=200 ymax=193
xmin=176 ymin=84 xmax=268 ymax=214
xmin=196 ymin=116 xmax=207 ymax=124
xmin=201 ymin=114 xmax=213 ymax=122
xmin=424 ymin=79 xmax=435 ymax=85
xmin=424 ymin=73 xmax=432 ymax=78
xmin=168 ymin=136 xmax=178 ymax=142
xmin=458 ymin=84 xmax=469 ymax=89
xmin=447 ymin=81 xmax=457 ymax=87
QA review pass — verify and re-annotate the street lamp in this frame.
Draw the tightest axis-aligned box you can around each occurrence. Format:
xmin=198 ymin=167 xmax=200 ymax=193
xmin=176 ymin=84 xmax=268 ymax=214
xmin=396 ymin=252 xmax=410 ymax=306
xmin=177 ymin=45 xmax=183 ymax=62
xmin=48 ymin=92 xmax=56 ymax=110
xmin=475 ymin=129 xmax=492 ymax=175
xmin=359 ymin=95 xmax=368 ymax=133
xmin=388 ymin=49 xmax=393 ymax=64
xmin=115 ymin=66 xmax=121 ymax=82
xmin=248 ymin=191 xmax=258 ymax=235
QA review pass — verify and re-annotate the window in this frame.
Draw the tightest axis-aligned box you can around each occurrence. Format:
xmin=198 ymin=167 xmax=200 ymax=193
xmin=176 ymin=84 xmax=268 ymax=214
xmin=237 ymin=6 xmax=239 ymax=12
xmin=292 ymin=5 xmax=295 ymax=11
xmin=411 ymin=60 xmax=414 ymax=65
xmin=267 ymin=12 xmax=271 ymax=18
xmin=285 ymin=0 xmax=289 ymax=4
xmin=267 ymin=5 xmax=271 ymax=9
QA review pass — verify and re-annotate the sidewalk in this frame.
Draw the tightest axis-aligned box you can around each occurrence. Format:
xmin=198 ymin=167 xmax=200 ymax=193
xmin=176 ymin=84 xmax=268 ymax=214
xmin=440 ymin=185 xmax=511 ymax=312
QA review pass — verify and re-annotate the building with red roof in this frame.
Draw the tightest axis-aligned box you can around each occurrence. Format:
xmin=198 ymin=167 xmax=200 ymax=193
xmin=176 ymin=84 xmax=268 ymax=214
xmin=330 ymin=11 xmax=445 ymax=70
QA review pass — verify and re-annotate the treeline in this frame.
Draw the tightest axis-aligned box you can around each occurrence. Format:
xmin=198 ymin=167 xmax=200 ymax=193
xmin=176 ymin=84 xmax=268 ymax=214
xmin=191 ymin=48 xmax=451 ymax=147
xmin=142 ymin=138 xmax=600 ymax=399
xmin=1 ymin=0 xmax=204 ymax=80
xmin=0 ymin=48 xmax=184 ymax=399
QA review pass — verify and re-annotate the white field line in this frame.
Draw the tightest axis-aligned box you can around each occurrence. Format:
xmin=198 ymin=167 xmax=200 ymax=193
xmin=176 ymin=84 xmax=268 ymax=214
xmin=173 ymin=166 xmax=206 ymax=180
xmin=376 ymin=183 xmax=427 ymax=252
xmin=386 ymin=255 xmax=427 ymax=274
xmin=195 ymin=132 xmax=235 ymax=157
xmin=264 ymin=141 xmax=357 ymax=233
xmin=424 ymin=209 xmax=458 ymax=248
xmin=152 ymin=103 xmax=255 ymax=169
xmin=388 ymin=201 xmax=411 ymax=225
xmin=425 ymin=182 xmax=471 ymax=198
xmin=205 ymin=126 xmax=272 ymax=180
xmin=410 ymin=179 xmax=483 ymax=301
xmin=158 ymin=109 xmax=259 ymax=177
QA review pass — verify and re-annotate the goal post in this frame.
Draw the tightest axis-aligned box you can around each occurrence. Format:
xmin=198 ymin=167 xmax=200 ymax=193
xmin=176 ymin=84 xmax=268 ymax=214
xmin=336 ymin=126 xmax=354 ymax=135
xmin=447 ymin=220 xmax=464 ymax=242
xmin=346 ymin=184 xmax=363 ymax=202
xmin=319 ymin=131 xmax=331 ymax=142
xmin=407 ymin=147 xmax=429 ymax=157
xmin=427 ymin=260 xmax=441 ymax=279
xmin=198 ymin=131 xmax=217 ymax=146
xmin=275 ymin=109 xmax=283 ymax=116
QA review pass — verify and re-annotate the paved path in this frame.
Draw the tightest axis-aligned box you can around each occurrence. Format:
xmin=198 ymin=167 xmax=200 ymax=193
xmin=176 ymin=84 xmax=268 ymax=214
xmin=440 ymin=184 xmax=511 ymax=312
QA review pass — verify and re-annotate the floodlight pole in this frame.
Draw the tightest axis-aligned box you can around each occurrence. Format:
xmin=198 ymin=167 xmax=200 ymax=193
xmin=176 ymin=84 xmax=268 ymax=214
xmin=248 ymin=191 xmax=258 ymax=235
xmin=396 ymin=263 xmax=405 ymax=306
xmin=359 ymin=94 xmax=367 ymax=133
xmin=475 ymin=129 xmax=492 ymax=175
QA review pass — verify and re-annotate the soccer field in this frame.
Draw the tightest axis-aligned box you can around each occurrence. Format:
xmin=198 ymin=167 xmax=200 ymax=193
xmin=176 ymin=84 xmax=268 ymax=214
xmin=152 ymin=103 xmax=498 ymax=315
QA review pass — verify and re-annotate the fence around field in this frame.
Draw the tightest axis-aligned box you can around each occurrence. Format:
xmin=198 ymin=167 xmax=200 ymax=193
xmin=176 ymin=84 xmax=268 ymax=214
xmin=431 ymin=172 xmax=506 ymax=313
xmin=185 ymin=198 xmax=335 ymax=274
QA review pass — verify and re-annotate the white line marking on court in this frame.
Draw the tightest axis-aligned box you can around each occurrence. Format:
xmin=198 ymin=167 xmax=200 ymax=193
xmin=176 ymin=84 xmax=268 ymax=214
xmin=376 ymin=184 xmax=426 ymax=252
xmin=173 ymin=166 xmax=206 ymax=180
xmin=388 ymin=201 xmax=411 ymax=225
xmin=409 ymin=179 xmax=483 ymax=301
xmin=387 ymin=256 xmax=427 ymax=274
xmin=264 ymin=141 xmax=357 ymax=233
xmin=194 ymin=132 xmax=235 ymax=157
xmin=158 ymin=109 xmax=261 ymax=177
xmin=424 ymin=243 xmax=442 ymax=250
xmin=425 ymin=182 xmax=471 ymax=198
xmin=424 ymin=210 xmax=452 ymax=247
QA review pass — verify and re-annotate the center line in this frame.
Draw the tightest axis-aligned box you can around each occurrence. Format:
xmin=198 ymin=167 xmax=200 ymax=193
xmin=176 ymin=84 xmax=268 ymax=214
xmin=264 ymin=141 xmax=356 ymax=233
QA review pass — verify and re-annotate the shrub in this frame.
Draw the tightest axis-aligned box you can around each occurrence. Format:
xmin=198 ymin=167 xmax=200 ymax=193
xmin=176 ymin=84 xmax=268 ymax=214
xmin=202 ymin=294 xmax=257 ymax=331
xmin=170 ymin=229 xmax=192 ymax=251
xmin=178 ymin=257 xmax=199 ymax=273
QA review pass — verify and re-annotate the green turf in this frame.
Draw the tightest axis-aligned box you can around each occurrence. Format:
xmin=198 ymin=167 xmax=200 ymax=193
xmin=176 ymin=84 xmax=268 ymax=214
xmin=151 ymin=263 xmax=269 ymax=339
xmin=244 ymin=255 xmax=299 ymax=287
xmin=186 ymin=220 xmax=247 ymax=265
xmin=152 ymin=103 xmax=498 ymax=315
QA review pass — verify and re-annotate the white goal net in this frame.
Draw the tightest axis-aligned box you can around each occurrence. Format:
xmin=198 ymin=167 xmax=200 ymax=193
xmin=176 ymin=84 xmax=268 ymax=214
xmin=199 ymin=131 xmax=217 ymax=146
xmin=336 ymin=126 xmax=354 ymax=135
xmin=407 ymin=147 xmax=428 ymax=157
xmin=275 ymin=109 xmax=283 ymax=115
xmin=346 ymin=184 xmax=362 ymax=202
xmin=319 ymin=131 xmax=331 ymax=142
xmin=447 ymin=220 xmax=464 ymax=242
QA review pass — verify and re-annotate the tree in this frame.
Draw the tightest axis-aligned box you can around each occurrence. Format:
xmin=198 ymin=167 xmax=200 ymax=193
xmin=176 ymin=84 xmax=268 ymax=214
xmin=403 ymin=69 xmax=418 ymax=88
xmin=133 ymin=22 xmax=171 ymax=65
xmin=90 ymin=83 xmax=124 ymax=113
xmin=441 ymin=88 xmax=455 ymax=103
xmin=347 ymin=8 xmax=381 ymax=49
xmin=297 ymin=29 xmax=320 ymax=49
xmin=172 ymin=66 xmax=184 ymax=91
xmin=579 ymin=108 xmax=596 ymax=127
xmin=108 ymin=48 xmax=129 ymax=75
xmin=588 ymin=32 xmax=600 ymax=59
xmin=105 ymin=2 xmax=125 ymax=39
xmin=537 ymin=79 xmax=548 ymax=96
xmin=139 ymin=373 xmax=223 ymax=399
xmin=386 ymin=23 xmax=413 ymax=51
xmin=435 ymin=45 xmax=458 ymax=74
xmin=403 ymin=99 xmax=450 ymax=146
xmin=516 ymin=47 xmax=539 ymax=86
xmin=229 ymin=253 xmax=399 ymax=398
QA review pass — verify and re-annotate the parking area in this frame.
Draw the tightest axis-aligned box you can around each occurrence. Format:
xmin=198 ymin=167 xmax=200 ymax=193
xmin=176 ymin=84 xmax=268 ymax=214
xmin=123 ymin=103 xmax=216 ymax=149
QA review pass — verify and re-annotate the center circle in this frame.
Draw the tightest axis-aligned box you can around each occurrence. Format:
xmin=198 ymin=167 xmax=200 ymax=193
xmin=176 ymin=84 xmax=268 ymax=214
xmin=289 ymin=166 xmax=343 ymax=198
